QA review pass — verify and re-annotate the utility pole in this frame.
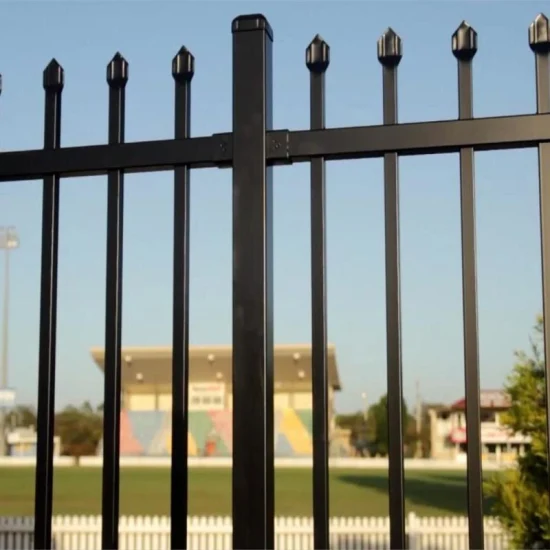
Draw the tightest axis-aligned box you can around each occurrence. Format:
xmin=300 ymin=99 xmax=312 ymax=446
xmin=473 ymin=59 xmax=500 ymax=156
xmin=415 ymin=379 xmax=422 ymax=458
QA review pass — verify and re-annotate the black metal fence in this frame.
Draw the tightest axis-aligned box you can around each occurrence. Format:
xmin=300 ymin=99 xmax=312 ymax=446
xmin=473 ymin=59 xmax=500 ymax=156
xmin=0 ymin=11 xmax=549 ymax=550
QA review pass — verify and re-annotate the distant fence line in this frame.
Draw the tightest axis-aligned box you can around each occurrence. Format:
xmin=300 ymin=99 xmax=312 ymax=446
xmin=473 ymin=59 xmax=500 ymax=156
xmin=0 ymin=514 xmax=509 ymax=550
xmin=0 ymin=456 xmax=511 ymax=470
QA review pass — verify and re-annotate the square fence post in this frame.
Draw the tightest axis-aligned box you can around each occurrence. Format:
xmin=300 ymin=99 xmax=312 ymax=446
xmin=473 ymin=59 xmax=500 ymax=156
xmin=231 ymin=13 xmax=275 ymax=550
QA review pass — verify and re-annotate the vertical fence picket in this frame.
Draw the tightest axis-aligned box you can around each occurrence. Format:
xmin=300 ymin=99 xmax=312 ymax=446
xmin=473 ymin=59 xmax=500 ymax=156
xmin=377 ymin=27 xmax=405 ymax=550
xmin=231 ymin=14 xmax=275 ymax=550
xmin=530 ymin=12 xmax=550 ymax=502
xmin=170 ymin=44 xmax=194 ymax=550
xmin=119 ymin=516 xmax=126 ymax=550
xmin=305 ymin=33 xmax=331 ymax=550
xmin=452 ymin=20 xmax=485 ymax=550
xmin=34 ymin=58 xmax=64 ymax=550
xmin=190 ymin=517 xmax=196 ymax=550
xmin=101 ymin=52 xmax=128 ymax=550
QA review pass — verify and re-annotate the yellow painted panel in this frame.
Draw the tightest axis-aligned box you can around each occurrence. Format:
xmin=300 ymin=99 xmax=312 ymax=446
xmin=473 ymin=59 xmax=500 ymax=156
xmin=280 ymin=408 xmax=312 ymax=454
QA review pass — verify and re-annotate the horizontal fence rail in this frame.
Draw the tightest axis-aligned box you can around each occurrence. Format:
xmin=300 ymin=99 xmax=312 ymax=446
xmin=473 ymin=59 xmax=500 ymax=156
xmin=0 ymin=515 xmax=509 ymax=550
xmin=1 ymin=115 xmax=550 ymax=181
xmin=0 ymin=10 xmax=549 ymax=550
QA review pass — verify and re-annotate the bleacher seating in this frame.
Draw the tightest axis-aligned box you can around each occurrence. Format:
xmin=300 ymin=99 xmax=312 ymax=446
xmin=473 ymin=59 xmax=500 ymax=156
xmin=115 ymin=408 xmax=315 ymax=457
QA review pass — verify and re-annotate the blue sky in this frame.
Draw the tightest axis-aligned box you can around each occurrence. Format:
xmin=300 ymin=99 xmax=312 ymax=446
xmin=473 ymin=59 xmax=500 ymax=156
xmin=0 ymin=0 xmax=547 ymax=414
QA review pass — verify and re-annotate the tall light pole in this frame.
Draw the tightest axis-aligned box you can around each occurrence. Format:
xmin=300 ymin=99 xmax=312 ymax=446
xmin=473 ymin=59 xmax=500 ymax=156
xmin=415 ymin=379 xmax=422 ymax=458
xmin=0 ymin=226 xmax=19 ymax=456
xmin=361 ymin=391 xmax=368 ymax=420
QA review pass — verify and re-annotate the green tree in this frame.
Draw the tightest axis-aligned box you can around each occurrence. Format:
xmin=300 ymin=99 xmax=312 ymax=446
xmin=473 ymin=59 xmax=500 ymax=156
xmin=335 ymin=412 xmax=373 ymax=452
xmin=485 ymin=315 xmax=550 ymax=548
xmin=367 ymin=394 xmax=417 ymax=457
xmin=55 ymin=402 xmax=103 ymax=461
xmin=334 ymin=412 xmax=362 ymax=432
xmin=6 ymin=405 xmax=37 ymax=429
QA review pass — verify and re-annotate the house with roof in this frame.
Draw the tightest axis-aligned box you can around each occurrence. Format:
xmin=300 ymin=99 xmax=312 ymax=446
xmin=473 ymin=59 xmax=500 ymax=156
xmin=428 ymin=389 xmax=531 ymax=462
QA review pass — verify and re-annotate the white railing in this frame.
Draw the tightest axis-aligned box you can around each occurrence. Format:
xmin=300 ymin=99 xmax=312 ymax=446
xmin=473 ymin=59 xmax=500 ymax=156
xmin=0 ymin=514 xmax=509 ymax=550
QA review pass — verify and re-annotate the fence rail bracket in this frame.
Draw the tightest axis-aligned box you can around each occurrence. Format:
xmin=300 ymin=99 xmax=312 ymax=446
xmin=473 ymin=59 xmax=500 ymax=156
xmin=266 ymin=130 xmax=292 ymax=165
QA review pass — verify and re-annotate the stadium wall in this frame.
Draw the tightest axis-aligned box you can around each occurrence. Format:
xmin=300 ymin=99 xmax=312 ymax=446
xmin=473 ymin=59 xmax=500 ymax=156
xmin=116 ymin=380 xmax=339 ymax=458
xmin=108 ymin=407 xmax=333 ymax=458
xmin=126 ymin=389 xmax=321 ymax=412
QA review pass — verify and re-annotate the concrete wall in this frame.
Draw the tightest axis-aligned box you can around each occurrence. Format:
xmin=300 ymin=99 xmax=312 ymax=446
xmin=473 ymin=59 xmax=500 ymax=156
xmin=0 ymin=456 xmax=510 ymax=470
xmin=0 ymin=456 xmax=75 ymax=467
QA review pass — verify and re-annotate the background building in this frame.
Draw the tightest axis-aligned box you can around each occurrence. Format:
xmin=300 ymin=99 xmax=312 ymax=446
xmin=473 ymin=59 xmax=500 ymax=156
xmin=6 ymin=427 xmax=61 ymax=457
xmin=91 ymin=344 xmax=343 ymax=457
xmin=428 ymin=389 xmax=531 ymax=463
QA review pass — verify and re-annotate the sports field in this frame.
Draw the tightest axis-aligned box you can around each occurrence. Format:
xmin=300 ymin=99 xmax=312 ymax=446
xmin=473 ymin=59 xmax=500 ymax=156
xmin=0 ymin=468 xmax=497 ymax=517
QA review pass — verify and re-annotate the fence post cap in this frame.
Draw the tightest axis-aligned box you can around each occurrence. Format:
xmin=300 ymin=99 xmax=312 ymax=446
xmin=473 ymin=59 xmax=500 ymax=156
xmin=231 ymin=14 xmax=273 ymax=40
xmin=107 ymin=52 xmax=128 ymax=88
xmin=306 ymin=34 xmax=330 ymax=73
xmin=452 ymin=21 xmax=478 ymax=60
xmin=172 ymin=46 xmax=195 ymax=82
xmin=43 ymin=59 xmax=64 ymax=91
xmin=529 ymin=13 xmax=550 ymax=53
xmin=377 ymin=28 xmax=402 ymax=67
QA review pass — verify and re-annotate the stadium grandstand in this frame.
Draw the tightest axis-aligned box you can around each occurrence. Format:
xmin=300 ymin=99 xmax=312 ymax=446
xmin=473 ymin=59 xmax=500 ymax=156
xmin=90 ymin=344 xmax=344 ymax=457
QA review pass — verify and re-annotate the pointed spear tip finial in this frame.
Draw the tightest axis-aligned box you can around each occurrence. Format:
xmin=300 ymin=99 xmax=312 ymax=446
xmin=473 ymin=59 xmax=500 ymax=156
xmin=529 ymin=13 xmax=550 ymax=53
xmin=306 ymin=33 xmax=330 ymax=73
xmin=107 ymin=52 xmax=128 ymax=88
xmin=452 ymin=20 xmax=478 ymax=61
xmin=377 ymin=27 xmax=402 ymax=67
xmin=172 ymin=45 xmax=195 ymax=83
xmin=43 ymin=58 xmax=64 ymax=91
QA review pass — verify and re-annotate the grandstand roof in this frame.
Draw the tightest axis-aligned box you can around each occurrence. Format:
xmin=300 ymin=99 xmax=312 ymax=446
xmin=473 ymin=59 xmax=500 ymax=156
xmin=90 ymin=344 xmax=342 ymax=391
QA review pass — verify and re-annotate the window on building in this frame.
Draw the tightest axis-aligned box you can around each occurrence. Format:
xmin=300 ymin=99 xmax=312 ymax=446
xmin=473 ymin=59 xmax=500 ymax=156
xmin=480 ymin=410 xmax=496 ymax=423
xmin=486 ymin=443 xmax=497 ymax=455
xmin=188 ymin=390 xmax=225 ymax=410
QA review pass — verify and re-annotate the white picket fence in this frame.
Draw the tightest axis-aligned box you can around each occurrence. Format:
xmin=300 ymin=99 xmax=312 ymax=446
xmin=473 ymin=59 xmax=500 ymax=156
xmin=0 ymin=514 xmax=509 ymax=550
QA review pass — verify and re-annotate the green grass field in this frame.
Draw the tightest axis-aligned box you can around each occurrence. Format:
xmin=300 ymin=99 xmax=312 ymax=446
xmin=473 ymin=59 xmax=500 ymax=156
xmin=0 ymin=468 xmax=498 ymax=517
